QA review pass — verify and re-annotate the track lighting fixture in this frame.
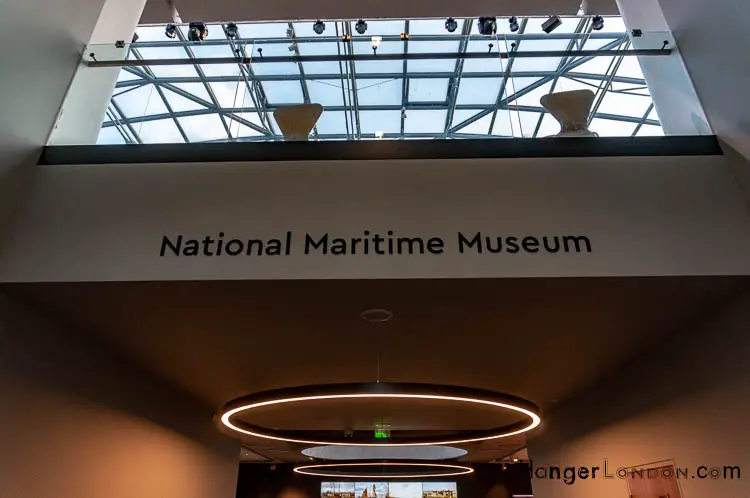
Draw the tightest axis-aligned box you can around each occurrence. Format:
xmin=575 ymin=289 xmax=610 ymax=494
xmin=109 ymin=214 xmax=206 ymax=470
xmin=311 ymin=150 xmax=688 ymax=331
xmin=165 ymin=23 xmax=177 ymax=38
xmin=541 ymin=15 xmax=562 ymax=33
xmin=508 ymin=16 xmax=519 ymax=33
xmin=187 ymin=22 xmax=208 ymax=41
xmin=445 ymin=17 xmax=458 ymax=33
xmin=591 ymin=15 xmax=604 ymax=30
xmin=224 ymin=23 xmax=238 ymax=38
xmin=355 ymin=19 xmax=368 ymax=34
xmin=477 ymin=17 xmax=497 ymax=36
xmin=313 ymin=20 xmax=326 ymax=35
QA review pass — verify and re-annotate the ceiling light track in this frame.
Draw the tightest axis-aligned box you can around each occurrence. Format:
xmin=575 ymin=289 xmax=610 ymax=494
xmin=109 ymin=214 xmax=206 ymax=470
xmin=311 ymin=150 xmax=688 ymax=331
xmin=87 ymin=48 xmax=669 ymax=68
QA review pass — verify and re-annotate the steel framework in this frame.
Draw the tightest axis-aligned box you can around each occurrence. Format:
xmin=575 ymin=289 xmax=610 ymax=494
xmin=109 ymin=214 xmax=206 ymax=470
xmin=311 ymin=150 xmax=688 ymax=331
xmin=100 ymin=17 xmax=663 ymax=144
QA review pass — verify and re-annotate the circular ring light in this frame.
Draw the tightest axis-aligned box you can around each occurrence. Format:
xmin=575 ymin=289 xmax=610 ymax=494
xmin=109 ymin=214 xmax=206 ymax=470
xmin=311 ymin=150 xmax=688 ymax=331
xmin=301 ymin=445 xmax=468 ymax=461
xmin=219 ymin=382 xmax=540 ymax=446
xmin=293 ymin=461 xmax=474 ymax=479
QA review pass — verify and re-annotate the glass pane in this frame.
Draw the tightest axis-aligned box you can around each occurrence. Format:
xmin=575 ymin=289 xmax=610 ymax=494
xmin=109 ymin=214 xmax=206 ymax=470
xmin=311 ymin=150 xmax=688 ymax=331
xmin=516 ymin=110 xmax=543 ymax=137
xmin=536 ymin=113 xmax=560 ymax=136
xmin=354 ymin=40 xmax=404 ymax=74
xmin=261 ymin=81 xmax=305 ymax=104
xmin=574 ymin=55 xmax=616 ymax=75
xmin=451 ymin=110 xmax=492 ymax=134
xmin=162 ymin=88 xmax=208 ymax=112
xmin=201 ymin=63 xmax=241 ymax=77
xmin=357 ymin=78 xmax=402 ymax=106
xmin=407 ymin=40 xmax=461 ymax=73
xmin=462 ymin=39 xmax=505 ymax=73
xmin=359 ymin=110 xmax=401 ymax=134
xmin=492 ymin=109 xmax=523 ymax=136
xmin=511 ymin=80 xmax=553 ymax=107
xmin=248 ymin=42 xmax=300 ymax=76
xmin=137 ymin=118 xmax=184 ymax=143
xmin=299 ymin=42 xmax=345 ymax=74
xmin=636 ymin=124 xmax=664 ymax=136
xmin=114 ymin=84 xmax=167 ymax=118
xmin=582 ymin=37 xmax=621 ymax=50
xmin=597 ymin=92 xmax=653 ymax=118
xmin=590 ymin=118 xmax=637 ymax=136
xmin=408 ymin=78 xmax=449 ymax=102
xmin=456 ymin=78 xmax=503 ymax=105
xmin=307 ymin=80 xmax=346 ymax=107
xmin=316 ymin=110 xmax=350 ymax=135
xmin=172 ymin=82 xmax=213 ymax=104
xmin=179 ymin=114 xmax=229 ymax=141
xmin=615 ymin=56 xmax=646 ymax=79
xmin=404 ymin=109 xmax=447 ymax=133
xmin=97 ymin=126 xmax=126 ymax=144
xmin=554 ymin=77 xmax=598 ymax=93
xmin=117 ymin=69 xmax=140 ymax=82
xmin=209 ymin=81 xmax=251 ymax=108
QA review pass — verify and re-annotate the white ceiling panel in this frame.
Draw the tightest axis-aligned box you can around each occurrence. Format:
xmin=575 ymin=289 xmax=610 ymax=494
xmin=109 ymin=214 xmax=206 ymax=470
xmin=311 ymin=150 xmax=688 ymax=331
xmin=141 ymin=0 xmax=596 ymax=24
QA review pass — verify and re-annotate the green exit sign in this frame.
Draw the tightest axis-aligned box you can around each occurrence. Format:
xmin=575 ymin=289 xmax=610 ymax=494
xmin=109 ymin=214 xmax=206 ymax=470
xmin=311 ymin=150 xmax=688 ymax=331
xmin=374 ymin=423 xmax=391 ymax=439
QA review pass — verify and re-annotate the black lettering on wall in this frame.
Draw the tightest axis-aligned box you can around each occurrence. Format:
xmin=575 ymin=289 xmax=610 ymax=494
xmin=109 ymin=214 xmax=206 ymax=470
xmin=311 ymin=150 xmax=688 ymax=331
xmin=397 ymin=237 xmax=425 ymax=254
xmin=458 ymin=232 xmax=482 ymax=253
xmin=563 ymin=236 xmax=592 ymax=253
xmin=160 ymin=235 xmax=181 ymax=256
xmin=306 ymin=233 xmax=328 ymax=254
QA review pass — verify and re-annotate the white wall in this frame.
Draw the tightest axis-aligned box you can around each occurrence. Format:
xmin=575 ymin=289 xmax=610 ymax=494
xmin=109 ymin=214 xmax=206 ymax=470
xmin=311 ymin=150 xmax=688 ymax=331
xmin=650 ymin=0 xmax=750 ymax=162
xmin=1 ymin=156 xmax=749 ymax=282
xmin=48 ymin=0 xmax=147 ymax=145
xmin=527 ymin=291 xmax=750 ymax=498
xmin=0 ymin=0 xmax=105 ymax=239
xmin=0 ymin=292 xmax=240 ymax=498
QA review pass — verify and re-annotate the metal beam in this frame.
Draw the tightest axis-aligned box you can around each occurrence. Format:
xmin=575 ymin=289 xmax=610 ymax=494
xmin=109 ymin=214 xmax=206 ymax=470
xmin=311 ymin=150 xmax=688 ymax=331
xmin=102 ymin=106 xmax=659 ymax=127
xmin=114 ymin=70 xmax=648 ymax=85
xmin=128 ymin=31 xmax=631 ymax=48
xmin=443 ymin=19 xmax=473 ymax=137
xmin=87 ymin=48 xmax=671 ymax=68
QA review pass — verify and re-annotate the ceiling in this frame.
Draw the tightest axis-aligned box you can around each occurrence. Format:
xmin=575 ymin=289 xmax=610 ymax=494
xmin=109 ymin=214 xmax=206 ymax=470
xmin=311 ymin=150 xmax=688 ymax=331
xmin=140 ymin=0 xmax=620 ymax=25
xmin=4 ymin=276 xmax=747 ymax=463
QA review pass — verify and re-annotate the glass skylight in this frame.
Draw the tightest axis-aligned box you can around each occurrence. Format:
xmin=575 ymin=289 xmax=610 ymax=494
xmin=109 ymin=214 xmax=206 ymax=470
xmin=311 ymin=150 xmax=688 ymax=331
xmin=99 ymin=16 xmax=664 ymax=144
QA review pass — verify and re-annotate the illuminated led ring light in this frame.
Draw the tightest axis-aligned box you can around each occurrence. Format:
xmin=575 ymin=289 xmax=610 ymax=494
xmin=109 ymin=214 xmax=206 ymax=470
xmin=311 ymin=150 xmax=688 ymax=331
xmin=293 ymin=461 xmax=475 ymax=479
xmin=219 ymin=382 xmax=541 ymax=446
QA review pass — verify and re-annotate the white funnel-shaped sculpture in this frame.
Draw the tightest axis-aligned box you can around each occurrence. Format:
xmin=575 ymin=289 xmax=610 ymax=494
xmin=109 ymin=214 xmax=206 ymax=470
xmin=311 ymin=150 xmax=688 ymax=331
xmin=273 ymin=104 xmax=323 ymax=141
xmin=540 ymin=90 xmax=598 ymax=137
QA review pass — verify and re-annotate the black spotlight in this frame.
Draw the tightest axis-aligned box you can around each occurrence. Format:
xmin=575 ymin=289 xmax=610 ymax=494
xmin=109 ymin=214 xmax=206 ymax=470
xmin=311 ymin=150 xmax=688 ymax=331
xmin=355 ymin=19 xmax=368 ymax=34
xmin=188 ymin=22 xmax=209 ymax=41
xmin=508 ymin=16 xmax=519 ymax=32
xmin=313 ymin=20 xmax=326 ymax=34
xmin=477 ymin=17 xmax=497 ymax=35
xmin=445 ymin=17 xmax=458 ymax=33
xmin=591 ymin=15 xmax=604 ymax=30
xmin=225 ymin=23 xmax=238 ymax=38
xmin=541 ymin=15 xmax=562 ymax=33
xmin=165 ymin=23 xmax=177 ymax=38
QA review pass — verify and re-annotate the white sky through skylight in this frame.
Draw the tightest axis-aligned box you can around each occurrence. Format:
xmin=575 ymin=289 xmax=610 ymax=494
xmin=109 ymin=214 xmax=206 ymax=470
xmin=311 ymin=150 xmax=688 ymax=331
xmin=100 ymin=16 xmax=665 ymax=144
